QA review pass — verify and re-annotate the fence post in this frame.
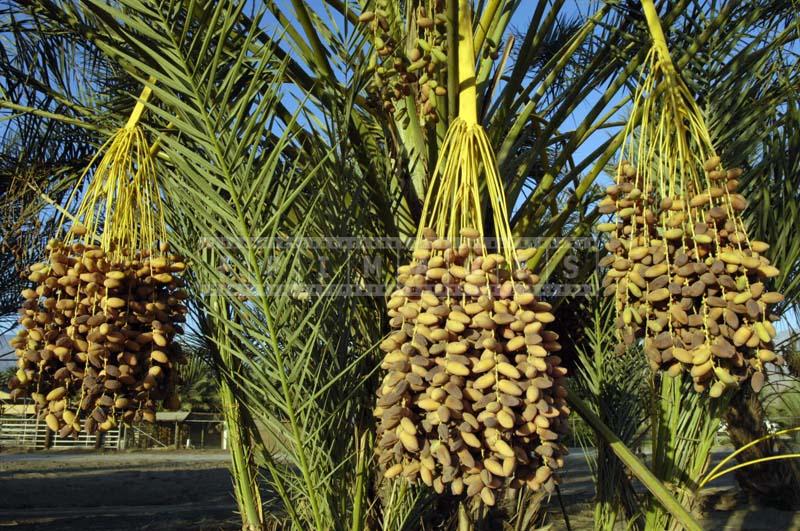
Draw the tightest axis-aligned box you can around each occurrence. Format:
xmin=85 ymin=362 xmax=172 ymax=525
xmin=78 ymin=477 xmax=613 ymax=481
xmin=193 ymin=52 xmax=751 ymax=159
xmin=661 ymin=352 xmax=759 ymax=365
xmin=32 ymin=414 xmax=39 ymax=449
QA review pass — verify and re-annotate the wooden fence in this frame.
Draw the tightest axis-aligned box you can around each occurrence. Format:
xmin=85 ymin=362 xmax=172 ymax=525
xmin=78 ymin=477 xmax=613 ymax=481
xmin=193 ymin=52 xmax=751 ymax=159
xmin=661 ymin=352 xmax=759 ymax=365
xmin=0 ymin=401 xmax=121 ymax=450
xmin=1 ymin=400 xmax=225 ymax=450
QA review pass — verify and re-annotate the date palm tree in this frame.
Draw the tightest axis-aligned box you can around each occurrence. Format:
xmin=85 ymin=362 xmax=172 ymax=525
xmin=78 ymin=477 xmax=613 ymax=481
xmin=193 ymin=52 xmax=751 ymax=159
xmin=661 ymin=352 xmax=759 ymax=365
xmin=0 ymin=1 xmax=797 ymax=529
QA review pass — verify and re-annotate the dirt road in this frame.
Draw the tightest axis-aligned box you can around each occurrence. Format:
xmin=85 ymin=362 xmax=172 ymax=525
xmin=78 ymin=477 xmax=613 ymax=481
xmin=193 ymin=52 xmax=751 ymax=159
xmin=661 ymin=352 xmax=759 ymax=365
xmin=1 ymin=448 xmax=799 ymax=529
xmin=0 ymin=450 xmax=238 ymax=530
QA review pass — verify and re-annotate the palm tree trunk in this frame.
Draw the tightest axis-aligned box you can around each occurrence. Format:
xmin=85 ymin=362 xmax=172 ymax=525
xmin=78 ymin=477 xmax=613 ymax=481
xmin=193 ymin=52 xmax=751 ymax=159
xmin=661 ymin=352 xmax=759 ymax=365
xmin=220 ymin=380 xmax=265 ymax=531
xmin=209 ymin=292 xmax=265 ymax=531
xmin=724 ymin=388 xmax=800 ymax=509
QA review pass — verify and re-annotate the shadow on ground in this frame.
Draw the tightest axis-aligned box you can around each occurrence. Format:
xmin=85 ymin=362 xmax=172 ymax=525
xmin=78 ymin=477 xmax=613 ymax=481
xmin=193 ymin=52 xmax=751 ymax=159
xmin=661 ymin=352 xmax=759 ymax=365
xmin=0 ymin=453 xmax=239 ymax=530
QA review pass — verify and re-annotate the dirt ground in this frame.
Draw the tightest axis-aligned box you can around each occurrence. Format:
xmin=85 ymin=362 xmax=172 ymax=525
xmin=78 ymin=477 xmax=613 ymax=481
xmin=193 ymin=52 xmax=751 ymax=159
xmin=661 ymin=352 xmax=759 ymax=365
xmin=0 ymin=450 xmax=239 ymax=530
xmin=1 ymin=448 xmax=799 ymax=530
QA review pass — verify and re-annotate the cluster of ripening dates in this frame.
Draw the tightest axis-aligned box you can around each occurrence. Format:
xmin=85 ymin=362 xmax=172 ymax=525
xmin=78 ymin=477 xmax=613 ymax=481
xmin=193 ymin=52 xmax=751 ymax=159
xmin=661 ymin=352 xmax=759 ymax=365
xmin=599 ymin=157 xmax=784 ymax=395
xmin=375 ymin=226 xmax=569 ymax=505
xmin=9 ymin=233 xmax=187 ymax=437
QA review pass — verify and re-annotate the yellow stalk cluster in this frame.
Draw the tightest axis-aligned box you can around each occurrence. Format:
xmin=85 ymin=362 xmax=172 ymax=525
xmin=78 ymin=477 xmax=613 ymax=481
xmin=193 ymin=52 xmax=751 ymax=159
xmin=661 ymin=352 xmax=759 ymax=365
xmin=598 ymin=34 xmax=784 ymax=396
xmin=66 ymin=125 xmax=166 ymax=261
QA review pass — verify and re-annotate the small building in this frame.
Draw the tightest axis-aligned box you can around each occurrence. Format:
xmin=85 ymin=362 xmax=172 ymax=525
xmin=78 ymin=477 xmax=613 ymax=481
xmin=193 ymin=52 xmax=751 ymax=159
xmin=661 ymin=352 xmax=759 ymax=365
xmin=124 ymin=411 xmax=225 ymax=449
